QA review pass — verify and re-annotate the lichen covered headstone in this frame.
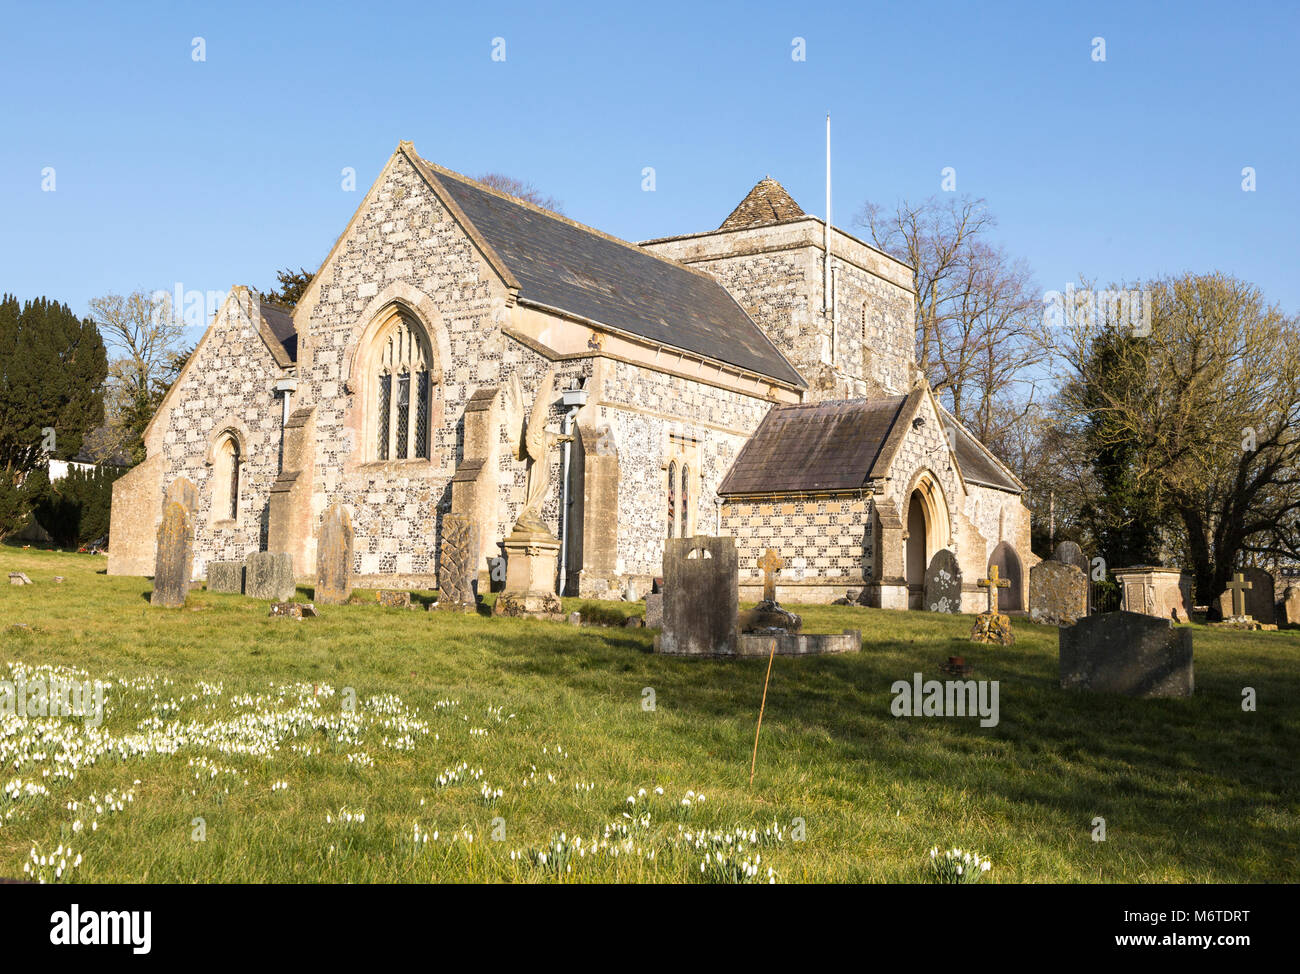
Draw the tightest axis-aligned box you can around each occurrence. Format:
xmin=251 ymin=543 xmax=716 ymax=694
xmin=315 ymin=504 xmax=354 ymax=605
xmin=923 ymin=549 xmax=962 ymax=613
xmin=151 ymin=501 xmax=193 ymax=608
xmin=1029 ymin=560 xmax=1088 ymax=626
xmin=207 ymin=561 xmax=244 ymax=594
xmin=245 ymin=552 xmax=296 ymax=601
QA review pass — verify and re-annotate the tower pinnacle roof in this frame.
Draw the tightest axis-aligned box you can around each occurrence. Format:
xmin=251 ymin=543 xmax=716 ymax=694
xmin=718 ymin=177 xmax=805 ymax=230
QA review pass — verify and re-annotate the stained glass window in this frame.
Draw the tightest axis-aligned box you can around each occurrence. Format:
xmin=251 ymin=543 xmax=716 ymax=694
xmin=667 ymin=461 xmax=677 ymax=538
xmin=396 ymin=372 xmax=410 ymax=460
xmin=377 ymin=373 xmax=391 ymax=460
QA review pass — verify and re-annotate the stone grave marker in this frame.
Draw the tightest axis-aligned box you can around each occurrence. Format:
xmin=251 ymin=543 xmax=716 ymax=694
xmin=270 ymin=602 xmax=318 ymax=620
xmin=971 ymin=565 xmax=1014 ymax=645
xmin=165 ymin=476 xmax=198 ymax=515
xmin=923 ymin=549 xmax=961 ymax=613
xmin=378 ymin=590 xmax=411 ymax=608
xmin=1216 ymin=566 xmax=1275 ymax=624
xmin=437 ymin=514 xmax=480 ymax=612
xmin=207 ymin=561 xmax=244 ymax=594
xmin=644 ymin=592 xmax=663 ymax=629
xmin=1059 ymin=611 xmax=1193 ymax=697
xmin=653 ymin=536 xmax=738 ymax=656
xmin=150 ymin=501 xmax=193 ymax=608
xmin=315 ymin=504 xmax=354 ymax=605
xmin=8 ymin=572 xmax=32 ymax=586
xmin=1029 ymin=560 xmax=1088 ymax=626
xmin=1283 ymin=585 xmax=1300 ymax=627
xmin=245 ymin=552 xmax=296 ymax=601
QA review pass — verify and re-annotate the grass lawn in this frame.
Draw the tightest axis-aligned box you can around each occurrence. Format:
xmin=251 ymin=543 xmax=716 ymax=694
xmin=0 ymin=546 xmax=1296 ymax=883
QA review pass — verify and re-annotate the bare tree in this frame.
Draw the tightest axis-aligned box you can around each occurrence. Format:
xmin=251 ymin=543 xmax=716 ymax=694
xmin=857 ymin=195 xmax=1048 ymax=444
xmin=88 ymin=290 xmax=189 ymax=464
xmin=476 ymin=173 xmax=565 ymax=214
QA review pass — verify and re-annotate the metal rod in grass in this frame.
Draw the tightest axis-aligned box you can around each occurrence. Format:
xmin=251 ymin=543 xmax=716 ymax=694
xmin=749 ymin=637 xmax=778 ymax=787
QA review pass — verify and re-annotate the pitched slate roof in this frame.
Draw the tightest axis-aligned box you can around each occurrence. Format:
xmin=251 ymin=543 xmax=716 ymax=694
xmin=423 ymin=161 xmax=804 ymax=387
xmin=940 ymin=410 xmax=1022 ymax=492
xmin=718 ymin=397 xmax=908 ymax=495
xmin=260 ymin=301 xmax=297 ymax=362
xmin=718 ymin=177 xmax=806 ymax=230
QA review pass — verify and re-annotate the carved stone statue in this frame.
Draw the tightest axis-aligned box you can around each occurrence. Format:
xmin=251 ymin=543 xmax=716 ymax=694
xmin=513 ymin=370 xmax=571 ymax=536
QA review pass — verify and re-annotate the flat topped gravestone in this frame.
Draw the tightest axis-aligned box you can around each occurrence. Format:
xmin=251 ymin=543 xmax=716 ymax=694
xmin=206 ymin=561 xmax=244 ymax=594
xmin=315 ymin=504 xmax=354 ymax=605
xmin=1029 ymin=560 xmax=1088 ymax=626
xmin=436 ymin=513 xmax=480 ymax=612
xmin=923 ymin=549 xmax=961 ymax=613
xmin=653 ymin=536 xmax=738 ymax=656
xmin=1283 ymin=585 xmax=1300 ymax=627
xmin=244 ymin=552 xmax=296 ymax=602
xmin=1059 ymin=611 xmax=1193 ymax=697
xmin=151 ymin=501 xmax=193 ymax=608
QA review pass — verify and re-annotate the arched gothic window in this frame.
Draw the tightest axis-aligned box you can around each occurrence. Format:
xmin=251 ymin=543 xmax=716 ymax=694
xmin=374 ymin=313 xmax=432 ymax=461
xmin=667 ymin=461 xmax=677 ymax=538
xmin=680 ymin=463 xmax=690 ymax=538
xmin=212 ymin=434 xmax=240 ymax=523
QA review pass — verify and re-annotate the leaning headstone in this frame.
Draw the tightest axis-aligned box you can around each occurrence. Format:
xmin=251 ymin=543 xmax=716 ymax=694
xmin=150 ymin=501 xmax=192 ymax=608
xmin=245 ymin=552 xmax=296 ymax=601
xmin=207 ymin=561 xmax=244 ymax=594
xmin=653 ymin=536 xmax=738 ymax=656
xmin=923 ymin=549 xmax=962 ymax=613
xmin=437 ymin=514 xmax=480 ymax=612
xmin=1029 ymin=561 xmax=1088 ymax=626
xmin=1216 ymin=566 xmax=1275 ymax=624
xmin=1282 ymin=585 xmax=1300 ymax=627
xmin=1059 ymin=611 xmax=1193 ymax=697
xmin=315 ymin=504 xmax=354 ymax=605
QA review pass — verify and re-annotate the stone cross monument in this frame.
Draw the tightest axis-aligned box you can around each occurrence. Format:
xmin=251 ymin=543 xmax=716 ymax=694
xmin=1226 ymin=571 xmax=1253 ymax=618
xmin=978 ymin=565 xmax=1011 ymax=613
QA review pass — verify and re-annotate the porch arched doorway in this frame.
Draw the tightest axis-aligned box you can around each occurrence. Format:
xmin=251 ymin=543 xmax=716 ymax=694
xmin=905 ymin=490 xmax=929 ymax=609
xmin=987 ymin=541 xmax=1023 ymax=612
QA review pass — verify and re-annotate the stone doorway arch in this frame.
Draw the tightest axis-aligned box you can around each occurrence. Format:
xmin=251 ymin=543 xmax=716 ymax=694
xmin=987 ymin=541 xmax=1023 ymax=612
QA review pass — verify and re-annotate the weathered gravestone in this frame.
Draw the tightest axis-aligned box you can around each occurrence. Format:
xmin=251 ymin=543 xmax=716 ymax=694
xmin=378 ymin=590 xmax=411 ymax=608
xmin=244 ymin=552 xmax=296 ymax=601
xmin=971 ymin=565 xmax=1014 ymax=645
xmin=923 ymin=549 xmax=962 ymax=613
xmin=644 ymin=592 xmax=663 ymax=629
xmin=315 ymin=504 xmax=354 ymax=605
xmin=653 ymin=536 xmax=738 ymax=656
xmin=1282 ymin=585 xmax=1300 ymax=627
xmin=1059 ymin=611 xmax=1193 ymax=697
xmin=437 ymin=514 xmax=480 ymax=612
xmin=1052 ymin=540 xmax=1091 ymax=612
xmin=165 ymin=476 xmax=198 ymax=515
xmin=1216 ymin=566 xmax=1275 ymax=624
xmin=8 ymin=573 xmax=32 ymax=586
xmin=207 ymin=561 xmax=244 ymax=594
xmin=270 ymin=601 xmax=318 ymax=620
xmin=1029 ymin=560 xmax=1088 ymax=626
xmin=151 ymin=501 xmax=192 ymax=608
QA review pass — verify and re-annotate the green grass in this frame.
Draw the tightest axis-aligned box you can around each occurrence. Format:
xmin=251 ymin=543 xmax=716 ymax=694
xmin=0 ymin=546 xmax=1296 ymax=883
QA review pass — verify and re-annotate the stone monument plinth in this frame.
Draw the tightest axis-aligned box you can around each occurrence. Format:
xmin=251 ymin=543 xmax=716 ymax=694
xmin=493 ymin=516 xmax=563 ymax=619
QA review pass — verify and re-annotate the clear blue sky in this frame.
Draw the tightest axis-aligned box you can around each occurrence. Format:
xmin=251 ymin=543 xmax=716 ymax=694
xmin=3 ymin=0 xmax=1296 ymax=345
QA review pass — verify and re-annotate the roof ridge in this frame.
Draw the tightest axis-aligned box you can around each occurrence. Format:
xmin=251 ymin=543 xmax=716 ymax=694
xmin=416 ymin=156 xmax=727 ymax=284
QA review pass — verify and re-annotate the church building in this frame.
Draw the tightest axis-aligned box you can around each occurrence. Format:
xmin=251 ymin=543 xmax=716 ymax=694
xmin=108 ymin=141 xmax=1033 ymax=611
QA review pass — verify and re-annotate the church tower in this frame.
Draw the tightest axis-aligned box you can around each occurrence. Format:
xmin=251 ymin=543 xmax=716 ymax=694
xmin=640 ymin=178 xmax=917 ymax=401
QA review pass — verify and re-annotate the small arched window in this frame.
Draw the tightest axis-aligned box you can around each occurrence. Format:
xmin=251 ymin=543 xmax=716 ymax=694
xmin=212 ymin=434 xmax=240 ymax=524
xmin=374 ymin=313 xmax=432 ymax=461
xmin=667 ymin=461 xmax=677 ymax=538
